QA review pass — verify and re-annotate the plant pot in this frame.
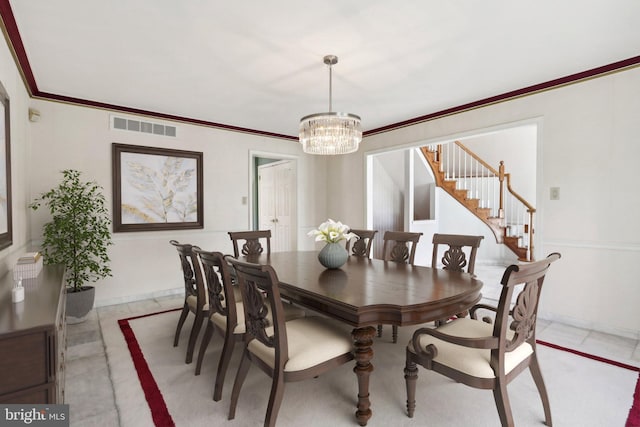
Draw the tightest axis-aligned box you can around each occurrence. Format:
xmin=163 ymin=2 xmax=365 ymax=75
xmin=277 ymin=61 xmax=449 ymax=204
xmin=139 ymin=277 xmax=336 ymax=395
xmin=317 ymin=242 xmax=348 ymax=269
xmin=66 ymin=286 xmax=95 ymax=323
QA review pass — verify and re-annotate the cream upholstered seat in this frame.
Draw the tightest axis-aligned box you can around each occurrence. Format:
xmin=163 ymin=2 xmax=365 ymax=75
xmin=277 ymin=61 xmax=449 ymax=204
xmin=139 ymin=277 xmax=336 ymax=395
xmin=227 ymin=257 xmax=354 ymax=427
xmin=170 ymin=240 xmax=207 ymax=364
xmin=408 ymin=319 xmax=532 ymax=378
xmin=404 ymin=253 xmax=561 ymax=427
xmin=193 ymin=248 xmax=305 ymax=402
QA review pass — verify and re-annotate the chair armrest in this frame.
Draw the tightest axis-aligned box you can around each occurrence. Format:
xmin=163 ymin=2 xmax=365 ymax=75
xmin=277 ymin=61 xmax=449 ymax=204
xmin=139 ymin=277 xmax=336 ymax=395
xmin=411 ymin=326 xmax=499 ymax=356
xmin=470 ymin=303 xmax=499 ymax=323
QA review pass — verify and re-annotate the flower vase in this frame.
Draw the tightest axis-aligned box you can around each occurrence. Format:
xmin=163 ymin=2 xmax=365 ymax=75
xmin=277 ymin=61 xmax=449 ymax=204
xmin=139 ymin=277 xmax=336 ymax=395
xmin=318 ymin=242 xmax=348 ymax=269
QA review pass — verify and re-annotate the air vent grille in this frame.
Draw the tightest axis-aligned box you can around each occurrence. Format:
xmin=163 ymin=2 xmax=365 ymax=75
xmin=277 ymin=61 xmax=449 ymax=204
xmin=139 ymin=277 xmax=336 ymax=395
xmin=111 ymin=115 xmax=177 ymax=137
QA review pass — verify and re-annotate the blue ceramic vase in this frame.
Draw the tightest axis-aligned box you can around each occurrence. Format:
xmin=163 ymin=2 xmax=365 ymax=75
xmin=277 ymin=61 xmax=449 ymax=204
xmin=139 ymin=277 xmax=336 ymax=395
xmin=318 ymin=242 xmax=348 ymax=269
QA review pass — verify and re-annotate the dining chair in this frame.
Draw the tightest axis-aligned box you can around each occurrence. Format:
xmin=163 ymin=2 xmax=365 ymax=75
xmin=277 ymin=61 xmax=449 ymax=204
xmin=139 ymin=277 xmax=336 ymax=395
xmin=170 ymin=240 xmax=207 ymax=364
xmin=404 ymin=253 xmax=561 ymax=427
xmin=228 ymin=230 xmax=272 ymax=258
xmin=381 ymin=231 xmax=423 ymax=264
xmin=226 ymin=257 xmax=354 ymax=427
xmin=345 ymin=229 xmax=377 ymax=258
xmin=379 ymin=230 xmax=423 ymax=342
xmin=431 ymin=233 xmax=484 ymax=324
xmin=193 ymin=249 xmax=306 ymax=401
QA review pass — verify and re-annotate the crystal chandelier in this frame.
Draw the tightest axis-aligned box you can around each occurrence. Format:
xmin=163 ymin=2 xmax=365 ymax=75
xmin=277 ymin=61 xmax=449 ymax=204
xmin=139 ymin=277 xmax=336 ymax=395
xmin=299 ymin=55 xmax=362 ymax=155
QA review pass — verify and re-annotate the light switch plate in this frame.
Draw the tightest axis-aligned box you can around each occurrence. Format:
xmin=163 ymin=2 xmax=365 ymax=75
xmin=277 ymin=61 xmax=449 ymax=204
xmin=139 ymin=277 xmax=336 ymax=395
xmin=550 ymin=187 xmax=560 ymax=200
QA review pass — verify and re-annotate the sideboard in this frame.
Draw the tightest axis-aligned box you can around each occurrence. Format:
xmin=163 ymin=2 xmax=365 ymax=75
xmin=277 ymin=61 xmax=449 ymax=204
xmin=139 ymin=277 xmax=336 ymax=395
xmin=0 ymin=265 xmax=66 ymax=403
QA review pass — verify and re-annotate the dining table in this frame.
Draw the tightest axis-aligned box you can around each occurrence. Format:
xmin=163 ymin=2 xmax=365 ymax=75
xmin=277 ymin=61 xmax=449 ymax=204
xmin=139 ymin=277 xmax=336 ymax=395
xmin=243 ymin=250 xmax=483 ymax=426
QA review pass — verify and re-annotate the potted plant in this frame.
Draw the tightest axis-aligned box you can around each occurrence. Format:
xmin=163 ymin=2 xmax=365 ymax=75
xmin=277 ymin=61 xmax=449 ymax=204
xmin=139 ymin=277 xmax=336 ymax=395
xmin=30 ymin=169 xmax=113 ymax=321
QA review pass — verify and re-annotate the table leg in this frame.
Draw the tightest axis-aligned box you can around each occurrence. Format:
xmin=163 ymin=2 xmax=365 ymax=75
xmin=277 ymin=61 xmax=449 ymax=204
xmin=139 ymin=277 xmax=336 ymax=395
xmin=352 ymin=326 xmax=376 ymax=426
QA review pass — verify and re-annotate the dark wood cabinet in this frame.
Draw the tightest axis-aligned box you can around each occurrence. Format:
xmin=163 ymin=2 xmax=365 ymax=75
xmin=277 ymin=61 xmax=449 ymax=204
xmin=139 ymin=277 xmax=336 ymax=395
xmin=0 ymin=265 xmax=66 ymax=403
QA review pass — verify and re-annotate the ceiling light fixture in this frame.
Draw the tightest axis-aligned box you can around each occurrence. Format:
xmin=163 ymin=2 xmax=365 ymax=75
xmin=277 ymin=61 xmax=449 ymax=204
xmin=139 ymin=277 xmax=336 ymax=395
xmin=299 ymin=55 xmax=362 ymax=155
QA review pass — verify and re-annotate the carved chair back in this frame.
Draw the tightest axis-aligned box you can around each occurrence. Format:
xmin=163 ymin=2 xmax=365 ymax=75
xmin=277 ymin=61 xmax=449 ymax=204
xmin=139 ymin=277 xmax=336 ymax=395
xmin=481 ymin=253 xmax=561 ymax=352
xmin=228 ymin=230 xmax=272 ymax=258
xmin=345 ymin=229 xmax=377 ymax=258
xmin=170 ymin=240 xmax=205 ymax=308
xmin=227 ymin=258 xmax=288 ymax=368
xmin=192 ymin=248 xmax=238 ymax=329
xmin=431 ymin=233 xmax=484 ymax=275
xmin=382 ymin=231 xmax=423 ymax=265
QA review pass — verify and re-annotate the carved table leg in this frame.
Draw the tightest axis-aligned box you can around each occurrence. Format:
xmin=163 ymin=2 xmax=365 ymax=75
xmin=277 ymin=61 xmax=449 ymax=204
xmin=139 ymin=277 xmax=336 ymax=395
xmin=352 ymin=326 xmax=376 ymax=426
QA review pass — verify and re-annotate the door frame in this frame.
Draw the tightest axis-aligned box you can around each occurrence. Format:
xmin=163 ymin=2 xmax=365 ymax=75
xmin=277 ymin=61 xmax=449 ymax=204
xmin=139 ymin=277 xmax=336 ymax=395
xmin=365 ymin=117 xmax=544 ymax=262
xmin=248 ymin=151 xmax=299 ymax=250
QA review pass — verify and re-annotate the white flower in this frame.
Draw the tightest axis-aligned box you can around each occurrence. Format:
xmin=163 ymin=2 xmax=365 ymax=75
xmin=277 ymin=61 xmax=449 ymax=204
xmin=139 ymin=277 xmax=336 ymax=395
xmin=307 ymin=219 xmax=357 ymax=243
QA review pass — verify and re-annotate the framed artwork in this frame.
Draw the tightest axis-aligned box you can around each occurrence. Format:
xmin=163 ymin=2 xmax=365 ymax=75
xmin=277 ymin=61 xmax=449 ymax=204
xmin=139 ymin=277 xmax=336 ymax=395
xmin=112 ymin=143 xmax=203 ymax=232
xmin=0 ymin=82 xmax=12 ymax=250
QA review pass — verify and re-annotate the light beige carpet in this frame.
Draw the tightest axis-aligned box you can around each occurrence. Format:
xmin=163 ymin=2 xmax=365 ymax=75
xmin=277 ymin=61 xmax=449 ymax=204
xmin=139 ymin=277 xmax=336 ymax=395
xmin=102 ymin=308 xmax=639 ymax=427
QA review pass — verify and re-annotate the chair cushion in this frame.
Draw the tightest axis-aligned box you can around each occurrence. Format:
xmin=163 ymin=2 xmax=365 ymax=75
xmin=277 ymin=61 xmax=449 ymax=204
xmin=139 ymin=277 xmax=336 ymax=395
xmin=212 ymin=302 xmax=246 ymax=333
xmin=186 ymin=295 xmax=208 ymax=312
xmin=248 ymin=317 xmax=352 ymax=372
xmin=211 ymin=301 xmax=305 ymax=335
xmin=409 ymin=318 xmax=533 ymax=378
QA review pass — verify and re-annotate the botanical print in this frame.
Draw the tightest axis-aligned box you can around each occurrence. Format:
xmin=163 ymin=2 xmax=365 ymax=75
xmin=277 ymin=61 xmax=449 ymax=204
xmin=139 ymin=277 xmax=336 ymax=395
xmin=120 ymin=152 xmax=198 ymax=224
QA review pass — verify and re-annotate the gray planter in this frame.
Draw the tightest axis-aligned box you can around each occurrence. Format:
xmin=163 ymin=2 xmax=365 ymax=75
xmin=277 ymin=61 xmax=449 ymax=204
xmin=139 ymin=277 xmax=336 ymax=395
xmin=66 ymin=286 xmax=95 ymax=323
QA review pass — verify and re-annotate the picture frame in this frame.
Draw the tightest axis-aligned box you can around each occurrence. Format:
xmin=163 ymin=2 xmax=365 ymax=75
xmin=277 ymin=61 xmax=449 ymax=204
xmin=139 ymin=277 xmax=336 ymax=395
xmin=112 ymin=143 xmax=203 ymax=232
xmin=0 ymin=82 xmax=12 ymax=250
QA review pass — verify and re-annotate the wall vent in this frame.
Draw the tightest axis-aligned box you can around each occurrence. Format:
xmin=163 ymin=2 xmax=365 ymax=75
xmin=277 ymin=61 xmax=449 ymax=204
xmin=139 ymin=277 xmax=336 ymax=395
xmin=111 ymin=115 xmax=177 ymax=137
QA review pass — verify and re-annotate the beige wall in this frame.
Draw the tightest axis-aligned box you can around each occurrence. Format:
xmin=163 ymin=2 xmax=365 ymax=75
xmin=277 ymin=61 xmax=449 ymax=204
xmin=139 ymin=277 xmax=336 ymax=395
xmin=25 ymin=102 xmax=329 ymax=306
xmin=327 ymin=68 xmax=640 ymax=339
xmin=2 ymin=29 xmax=638 ymax=338
xmin=0 ymin=31 xmax=36 ymax=277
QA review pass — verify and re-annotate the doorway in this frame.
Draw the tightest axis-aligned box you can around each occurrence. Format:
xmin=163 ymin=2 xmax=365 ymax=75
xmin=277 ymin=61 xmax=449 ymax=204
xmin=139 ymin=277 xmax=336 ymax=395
xmin=366 ymin=120 xmax=540 ymax=263
xmin=251 ymin=154 xmax=298 ymax=252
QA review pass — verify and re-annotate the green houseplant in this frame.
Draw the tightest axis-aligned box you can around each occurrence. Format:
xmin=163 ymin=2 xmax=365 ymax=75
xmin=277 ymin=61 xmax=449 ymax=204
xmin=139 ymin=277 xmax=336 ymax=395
xmin=30 ymin=169 xmax=113 ymax=320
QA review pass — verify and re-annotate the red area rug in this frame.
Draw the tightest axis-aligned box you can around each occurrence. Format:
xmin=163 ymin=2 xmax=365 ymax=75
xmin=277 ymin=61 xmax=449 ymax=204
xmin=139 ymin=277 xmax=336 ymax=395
xmin=117 ymin=309 xmax=640 ymax=427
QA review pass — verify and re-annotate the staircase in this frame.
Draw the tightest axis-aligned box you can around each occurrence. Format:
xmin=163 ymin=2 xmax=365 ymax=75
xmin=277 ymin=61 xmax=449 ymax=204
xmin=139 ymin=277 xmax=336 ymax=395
xmin=420 ymin=141 xmax=535 ymax=261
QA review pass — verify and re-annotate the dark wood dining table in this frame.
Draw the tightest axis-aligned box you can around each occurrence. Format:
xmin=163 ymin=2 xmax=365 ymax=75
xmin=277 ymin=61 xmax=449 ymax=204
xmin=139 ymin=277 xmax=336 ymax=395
xmin=243 ymin=250 xmax=483 ymax=426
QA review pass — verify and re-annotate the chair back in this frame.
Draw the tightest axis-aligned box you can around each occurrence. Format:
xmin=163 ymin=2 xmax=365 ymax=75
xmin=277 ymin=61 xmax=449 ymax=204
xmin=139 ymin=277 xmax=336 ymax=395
xmin=478 ymin=253 xmax=561 ymax=353
xmin=346 ymin=229 xmax=377 ymax=258
xmin=193 ymin=248 xmax=239 ymax=329
xmin=227 ymin=257 xmax=288 ymax=368
xmin=431 ymin=233 xmax=484 ymax=274
xmin=228 ymin=230 xmax=272 ymax=258
xmin=382 ymin=231 xmax=423 ymax=265
xmin=170 ymin=240 xmax=206 ymax=307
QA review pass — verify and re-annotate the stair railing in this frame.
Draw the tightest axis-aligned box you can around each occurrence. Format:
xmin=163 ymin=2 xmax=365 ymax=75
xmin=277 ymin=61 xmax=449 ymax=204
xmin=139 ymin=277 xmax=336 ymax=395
xmin=425 ymin=141 xmax=536 ymax=260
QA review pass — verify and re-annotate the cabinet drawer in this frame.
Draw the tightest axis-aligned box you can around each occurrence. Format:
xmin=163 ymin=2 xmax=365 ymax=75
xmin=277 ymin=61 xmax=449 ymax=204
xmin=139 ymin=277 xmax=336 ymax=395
xmin=0 ymin=332 xmax=48 ymax=395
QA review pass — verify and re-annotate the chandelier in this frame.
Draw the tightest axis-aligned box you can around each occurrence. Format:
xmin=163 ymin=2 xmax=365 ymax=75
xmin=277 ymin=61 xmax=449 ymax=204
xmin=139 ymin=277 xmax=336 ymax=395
xmin=299 ymin=55 xmax=362 ymax=155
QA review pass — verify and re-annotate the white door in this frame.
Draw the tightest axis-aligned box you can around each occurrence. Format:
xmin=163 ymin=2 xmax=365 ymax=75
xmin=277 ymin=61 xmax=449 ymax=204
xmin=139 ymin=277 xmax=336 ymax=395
xmin=258 ymin=161 xmax=296 ymax=252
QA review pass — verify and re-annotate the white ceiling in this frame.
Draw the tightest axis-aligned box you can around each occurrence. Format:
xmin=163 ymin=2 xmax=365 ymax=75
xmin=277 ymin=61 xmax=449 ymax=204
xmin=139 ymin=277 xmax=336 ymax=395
xmin=7 ymin=1 xmax=640 ymax=138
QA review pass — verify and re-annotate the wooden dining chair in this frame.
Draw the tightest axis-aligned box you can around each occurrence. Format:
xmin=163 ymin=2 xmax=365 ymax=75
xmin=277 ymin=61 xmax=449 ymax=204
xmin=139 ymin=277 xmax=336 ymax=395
xmin=345 ymin=229 xmax=377 ymax=258
xmin=228 ymin=230 xmax=272 ymax=258
xmin=226 ymin=257 xmax=354 ymax=427
xmin=379 ymin=230 xmax=423 ymax=342
xmin=431 ymin=233 xmax=484 ymax=324
xmin=381 ymin=231 xmax=423 ymax=265
xmin=170 ymin=240 xmax=207 ymax=364
xmin=404 ymin=253 xmax=561 ymax=427
xmin=193 ymin=249 xmax=306 ymax=401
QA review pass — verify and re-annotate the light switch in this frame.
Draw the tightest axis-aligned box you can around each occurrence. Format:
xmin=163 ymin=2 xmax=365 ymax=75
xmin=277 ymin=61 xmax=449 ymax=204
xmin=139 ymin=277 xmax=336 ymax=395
xmin=241 ymin=196 xmax=247 ymax=205
xmin=550 ymin=187 xmax=560 ymax=200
